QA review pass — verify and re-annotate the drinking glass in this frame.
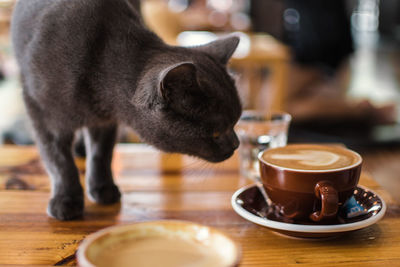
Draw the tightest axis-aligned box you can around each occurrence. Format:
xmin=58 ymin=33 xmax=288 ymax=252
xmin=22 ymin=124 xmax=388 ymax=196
xmin=236 ymin=110 xmax=292 ymax=180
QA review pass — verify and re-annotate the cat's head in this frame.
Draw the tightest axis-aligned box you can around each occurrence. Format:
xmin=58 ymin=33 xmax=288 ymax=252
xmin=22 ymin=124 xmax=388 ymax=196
xmin=134 ymin=36 xmax=242 ymax=162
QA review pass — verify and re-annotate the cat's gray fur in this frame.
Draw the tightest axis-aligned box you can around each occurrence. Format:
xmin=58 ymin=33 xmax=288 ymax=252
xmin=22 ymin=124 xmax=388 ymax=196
xmin=11 ymin=0 xmax=241 ymax=220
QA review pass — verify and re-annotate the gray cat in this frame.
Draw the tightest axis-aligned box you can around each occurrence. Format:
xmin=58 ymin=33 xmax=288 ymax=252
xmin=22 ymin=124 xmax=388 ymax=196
xmin=11 ymin=0 xmax=242 ymax=220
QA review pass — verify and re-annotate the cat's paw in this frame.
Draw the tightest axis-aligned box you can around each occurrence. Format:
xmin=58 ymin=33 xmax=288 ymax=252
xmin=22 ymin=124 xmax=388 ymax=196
xmin=88 ymin=183 xmax=121 ymax=205
xmin=47 ymin=195 xmax=84 ymax=221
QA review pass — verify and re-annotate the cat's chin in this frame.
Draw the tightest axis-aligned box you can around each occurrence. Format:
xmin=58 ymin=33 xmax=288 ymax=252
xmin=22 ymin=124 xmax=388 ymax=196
xmin=201 ymin=151 xmax=235 ymax=163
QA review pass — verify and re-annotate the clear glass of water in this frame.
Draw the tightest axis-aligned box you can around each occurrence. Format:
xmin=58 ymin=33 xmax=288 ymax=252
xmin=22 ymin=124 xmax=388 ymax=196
xmin=236 ymin=111 xmax=292 ymax=180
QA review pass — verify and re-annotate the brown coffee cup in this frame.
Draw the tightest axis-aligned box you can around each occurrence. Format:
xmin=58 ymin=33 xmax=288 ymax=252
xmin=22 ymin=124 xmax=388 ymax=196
xmin=258 ymin=144 xmax=362 ymax=222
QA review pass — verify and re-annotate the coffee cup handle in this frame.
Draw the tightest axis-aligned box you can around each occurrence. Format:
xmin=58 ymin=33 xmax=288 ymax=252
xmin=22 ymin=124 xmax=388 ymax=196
xmin=310 ymin=181 xmax=338 ymax=222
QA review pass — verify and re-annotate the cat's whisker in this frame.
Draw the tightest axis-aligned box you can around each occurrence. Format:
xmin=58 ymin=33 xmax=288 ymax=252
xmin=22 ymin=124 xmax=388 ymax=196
xmin=192 ymin=160 xmax=212 ymax=174
xmin=195 ymin=161 xmax=212 ymax=177
xmin=181 ymin=156 xmax=204 ymax=170
xmin=194 ymin=162 xmax=216 ymax=190
xmin=179 ymin=158 xmax=210 ymax=181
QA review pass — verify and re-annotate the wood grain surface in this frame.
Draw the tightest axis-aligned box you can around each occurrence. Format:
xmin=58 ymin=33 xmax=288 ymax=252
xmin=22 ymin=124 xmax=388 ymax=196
xmin=0 ymin=144 xmax=399 ymax=266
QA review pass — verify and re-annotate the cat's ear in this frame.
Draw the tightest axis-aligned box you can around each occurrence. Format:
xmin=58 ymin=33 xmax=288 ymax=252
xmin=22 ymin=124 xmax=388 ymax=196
xmin=196 ymin=36 xmax=240 ymax=65
xmin=159 ymin=62 xmax=197 ymax=101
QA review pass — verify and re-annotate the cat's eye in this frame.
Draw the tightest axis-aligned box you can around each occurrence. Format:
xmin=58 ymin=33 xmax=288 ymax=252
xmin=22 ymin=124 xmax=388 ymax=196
xmin=213 ymin=132 xmax=221 ymax=139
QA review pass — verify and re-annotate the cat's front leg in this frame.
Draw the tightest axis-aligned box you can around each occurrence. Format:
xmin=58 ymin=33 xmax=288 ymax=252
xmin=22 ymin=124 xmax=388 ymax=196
xmin=35 ymin=130 xmax=84 ymax=220
xmin=84 ymin=124 xmax=121 ymax=205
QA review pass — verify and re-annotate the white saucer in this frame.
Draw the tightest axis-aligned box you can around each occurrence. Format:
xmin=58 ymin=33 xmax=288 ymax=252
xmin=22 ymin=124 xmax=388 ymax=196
xmin=231 ymin=184 xmax=387 ymax=238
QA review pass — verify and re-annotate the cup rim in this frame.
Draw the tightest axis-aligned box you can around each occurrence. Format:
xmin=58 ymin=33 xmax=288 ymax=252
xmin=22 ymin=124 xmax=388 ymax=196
xmin=76 ymin=220 xmax=242 ymax=267
xmin=238 ymin=110 xmax=292 ymax=124
xmin=258 ymin=144 xmax=363 ymax=173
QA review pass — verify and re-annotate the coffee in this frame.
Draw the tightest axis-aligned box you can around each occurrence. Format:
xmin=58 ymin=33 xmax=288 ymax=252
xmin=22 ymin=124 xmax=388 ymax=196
xmin=94 ymin=236 xmax=226 ymax=267
xmin=261 ymin=144 xmax=361 ymax=171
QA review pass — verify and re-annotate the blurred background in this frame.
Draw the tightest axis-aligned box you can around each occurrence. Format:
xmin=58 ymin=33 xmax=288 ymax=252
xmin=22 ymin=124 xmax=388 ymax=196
xmin=1 ymin=0 xmax=399 ymax=200
xmin=1 ymin=0 xmax=400 ymax=149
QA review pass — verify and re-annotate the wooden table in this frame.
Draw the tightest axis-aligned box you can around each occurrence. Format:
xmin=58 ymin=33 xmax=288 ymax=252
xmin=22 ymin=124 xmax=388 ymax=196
xmin=0 ymin=144 xmax=399 ymax=266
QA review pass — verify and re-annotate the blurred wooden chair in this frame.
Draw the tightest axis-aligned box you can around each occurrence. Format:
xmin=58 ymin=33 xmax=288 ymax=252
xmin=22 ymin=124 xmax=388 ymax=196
xmin=0 ymin=0 xmax=14 ymax=41
xmin=142 ymin=0 xmax=182 ymax=45
xmin=230 ymin=34 xmax=290 ymax=112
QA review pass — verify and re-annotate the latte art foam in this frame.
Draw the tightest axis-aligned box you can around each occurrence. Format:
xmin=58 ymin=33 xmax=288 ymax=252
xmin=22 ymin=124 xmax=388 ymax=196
xmin=270 ymin=150 xmax=340 ymax=167
xmin=262 ymin=144 xmax=360 ymax=170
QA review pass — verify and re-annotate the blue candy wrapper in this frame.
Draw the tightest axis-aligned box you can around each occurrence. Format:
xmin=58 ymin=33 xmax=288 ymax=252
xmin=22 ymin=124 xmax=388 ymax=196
xmin=342 ymin=196 xmax=368 ymax=218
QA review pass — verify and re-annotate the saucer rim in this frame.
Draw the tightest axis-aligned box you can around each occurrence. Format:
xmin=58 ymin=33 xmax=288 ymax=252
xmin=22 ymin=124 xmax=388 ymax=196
xmin=231 ymin=184 xmax=387 ymax=233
